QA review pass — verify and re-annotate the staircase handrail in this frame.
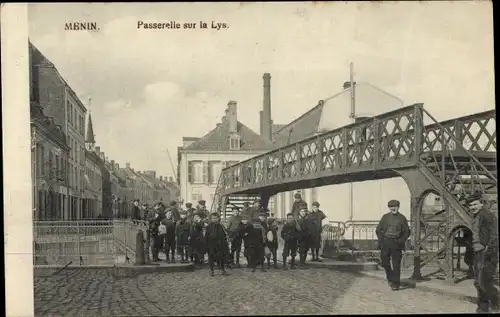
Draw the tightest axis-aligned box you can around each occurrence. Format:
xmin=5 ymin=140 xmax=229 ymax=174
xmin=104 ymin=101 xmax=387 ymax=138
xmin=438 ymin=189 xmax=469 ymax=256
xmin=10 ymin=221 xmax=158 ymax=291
xmin=421 ymin=107 xmax=497 ymax=183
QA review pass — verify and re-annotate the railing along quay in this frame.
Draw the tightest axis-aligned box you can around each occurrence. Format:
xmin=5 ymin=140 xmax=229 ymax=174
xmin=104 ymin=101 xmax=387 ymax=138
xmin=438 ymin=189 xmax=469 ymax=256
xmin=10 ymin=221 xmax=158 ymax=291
xmin=33 ymin=220 xmax=148 ymax=266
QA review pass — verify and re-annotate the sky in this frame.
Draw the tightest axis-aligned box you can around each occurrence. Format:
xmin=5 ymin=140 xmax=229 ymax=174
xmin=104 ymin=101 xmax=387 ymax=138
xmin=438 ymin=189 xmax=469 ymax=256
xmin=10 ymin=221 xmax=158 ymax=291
xmin=28 ymin=2 xmax=494 ymax=180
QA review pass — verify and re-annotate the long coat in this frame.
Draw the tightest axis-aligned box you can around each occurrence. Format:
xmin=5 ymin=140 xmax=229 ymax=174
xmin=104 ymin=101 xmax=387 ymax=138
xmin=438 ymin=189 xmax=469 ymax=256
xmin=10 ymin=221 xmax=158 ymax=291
xmin=205 ymin=222 xmax=229 ymax=259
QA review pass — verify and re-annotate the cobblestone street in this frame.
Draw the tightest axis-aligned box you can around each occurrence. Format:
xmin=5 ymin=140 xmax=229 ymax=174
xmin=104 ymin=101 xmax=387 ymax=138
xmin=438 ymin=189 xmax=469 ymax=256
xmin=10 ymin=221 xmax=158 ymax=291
xmin=35 ymin=266 xmax=477 ymax=316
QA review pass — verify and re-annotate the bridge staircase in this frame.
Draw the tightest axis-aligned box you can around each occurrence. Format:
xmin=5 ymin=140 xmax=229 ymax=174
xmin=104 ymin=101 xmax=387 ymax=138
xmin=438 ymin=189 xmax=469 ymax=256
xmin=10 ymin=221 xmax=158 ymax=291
xmin=211 ymin=103 xmax=496 ymax=282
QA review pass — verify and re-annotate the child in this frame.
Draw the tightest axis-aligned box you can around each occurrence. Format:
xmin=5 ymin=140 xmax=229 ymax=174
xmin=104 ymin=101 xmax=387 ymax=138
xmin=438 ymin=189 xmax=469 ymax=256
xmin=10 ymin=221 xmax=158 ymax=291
xmin=175 ymin=210 xmax=191 ymax=263
xmin=188 ymin=213 xmax=204 ymax=266
xmin=265 ymin=218 xmax=279 ymax=269
xmin=242 ymin=214 xmax=267 ymax=272
xmin=204 ymin=213 xmax=230 ymax=276
xmin=281 ymin=213 xmax=299 ymax=270
xmin=239 ymin=215 xmax=252 ymax=266
xmin=162 ymin=211 xmax=177 ymax=263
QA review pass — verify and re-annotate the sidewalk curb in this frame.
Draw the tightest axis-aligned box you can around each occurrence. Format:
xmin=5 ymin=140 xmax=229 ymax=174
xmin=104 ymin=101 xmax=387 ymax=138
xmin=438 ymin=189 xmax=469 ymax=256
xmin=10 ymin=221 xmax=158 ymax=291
xmin=35 ymin=263 xmax=196 ymax=277
xmin=306 ymin=261 xmax=379 ymax=272
xmin=356 ymin=269 xmax=477 ymax=302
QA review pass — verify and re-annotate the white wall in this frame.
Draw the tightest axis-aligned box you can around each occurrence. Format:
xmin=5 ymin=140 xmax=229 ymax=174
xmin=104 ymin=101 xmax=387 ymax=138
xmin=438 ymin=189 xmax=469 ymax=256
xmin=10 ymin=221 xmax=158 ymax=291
xmin=179 ymin=151 xmax=267 ymax=208
xmin=316 ymin=178 xmax=411 ymax=223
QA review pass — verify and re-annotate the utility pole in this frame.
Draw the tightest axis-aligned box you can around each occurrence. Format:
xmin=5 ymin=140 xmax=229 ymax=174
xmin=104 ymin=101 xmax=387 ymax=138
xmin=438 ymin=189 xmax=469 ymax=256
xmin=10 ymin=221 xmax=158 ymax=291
xmin=348 ymin=62 xmax=355 ymax=222
xmin=166 ymin=148 xmax=177 ymax=183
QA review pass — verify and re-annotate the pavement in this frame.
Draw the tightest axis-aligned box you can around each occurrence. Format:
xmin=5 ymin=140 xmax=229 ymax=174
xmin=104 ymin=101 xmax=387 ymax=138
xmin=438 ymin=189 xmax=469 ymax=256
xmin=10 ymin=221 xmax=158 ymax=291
xmin=34 ymin=257 xmax=483 ymax=316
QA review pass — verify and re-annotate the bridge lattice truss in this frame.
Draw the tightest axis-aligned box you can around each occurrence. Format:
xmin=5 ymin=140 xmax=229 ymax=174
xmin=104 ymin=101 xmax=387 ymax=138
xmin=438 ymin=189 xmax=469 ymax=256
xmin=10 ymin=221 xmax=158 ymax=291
xmin=216 ymin=104 xmax=495 ymax=196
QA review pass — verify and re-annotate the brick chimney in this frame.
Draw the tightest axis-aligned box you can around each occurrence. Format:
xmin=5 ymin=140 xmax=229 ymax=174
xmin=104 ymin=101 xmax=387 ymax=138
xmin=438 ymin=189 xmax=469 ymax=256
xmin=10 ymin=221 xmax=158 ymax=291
xmin=168 ymin=177 xmax=173 ymax=182
xmin=159 ymin=176 xmax=163 ymax=181
xmin=110 ymin=159 xmax=115 ymax=167
xmin=227 ymin=101 xmax=237 ymax=133
xmin=261 ymin=73 xmax=272 ymax=142
xmin=126 ymin=162 xmax=131 ymax=169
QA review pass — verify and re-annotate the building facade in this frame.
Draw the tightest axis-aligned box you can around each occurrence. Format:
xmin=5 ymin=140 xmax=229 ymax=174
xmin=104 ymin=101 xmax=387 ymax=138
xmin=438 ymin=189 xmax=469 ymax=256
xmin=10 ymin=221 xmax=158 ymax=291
xmin=31 ymin=102 xmax=71 ymax=220
xmin=83 ymin=149 xmax=103 ymax=218
xmin=179 ymin=100 xmax=273 ymax=214
xmin=30 ymin=42 xmax=88 ymax=220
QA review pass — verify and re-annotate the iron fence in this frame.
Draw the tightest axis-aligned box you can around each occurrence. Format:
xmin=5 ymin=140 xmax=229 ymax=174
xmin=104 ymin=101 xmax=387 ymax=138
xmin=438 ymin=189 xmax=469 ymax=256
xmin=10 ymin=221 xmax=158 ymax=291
xmin=33 ymin=220 xmax=147 ymax=266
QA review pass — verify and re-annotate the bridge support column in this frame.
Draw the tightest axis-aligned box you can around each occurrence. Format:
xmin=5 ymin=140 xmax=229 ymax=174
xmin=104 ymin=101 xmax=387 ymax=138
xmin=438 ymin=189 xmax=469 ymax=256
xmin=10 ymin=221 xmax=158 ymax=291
xmin=395 ymin=168 xmax=429 ymax=281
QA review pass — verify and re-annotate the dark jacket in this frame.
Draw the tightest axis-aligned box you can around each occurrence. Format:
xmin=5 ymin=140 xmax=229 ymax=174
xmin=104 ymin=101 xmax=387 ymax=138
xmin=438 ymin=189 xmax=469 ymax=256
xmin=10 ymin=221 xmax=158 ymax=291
xmin=307 ymin=210 xmax=326 ymax=234
xmin=161 ymin=218 xmax=176 ymax=241
xmin=189 ymin=222 xmax=205 ymax=248
xmin=281 ymin=222 xmax=299 ymax=242
xmin=291 ymin=200 xmax=308 ymax=219
xmin=176 ymin=219 xmax=191 ymax=245
xmin=376 ymin=212 xmax=410 ymax=249
xmin=205 ymin=222 xmax=229 ymax=256
xmin=472 ymin=207 xmax=499 ymax=257
xmin=241 ymin=223 xmax=266 ymax=248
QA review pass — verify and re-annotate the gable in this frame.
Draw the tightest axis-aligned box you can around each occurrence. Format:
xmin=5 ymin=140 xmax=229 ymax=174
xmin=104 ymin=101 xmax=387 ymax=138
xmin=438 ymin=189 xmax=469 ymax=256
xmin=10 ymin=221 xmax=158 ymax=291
xmin=185 ymin=120 xmax=272 ymax=152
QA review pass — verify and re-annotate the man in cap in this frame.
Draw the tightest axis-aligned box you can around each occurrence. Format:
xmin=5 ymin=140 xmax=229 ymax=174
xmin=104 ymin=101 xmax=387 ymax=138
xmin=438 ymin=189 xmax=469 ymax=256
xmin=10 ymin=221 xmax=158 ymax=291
xmin=307 ymin=202 xmax=327 ymax=262
xmin=291 ymin=192 xmax=308 ymax=220
xmin=169 ymin=201 xmax=181 ymax=222
xmin=467 ymin=191 xmax=499 ymax=313
xmin=375 ymin=199 xmax=410 ymax=291
xmin=131 ymin=199 xmax=141 ymax=221
xmin=196 ymin=200 xmax=209 ymax=219
xmin=249 ymin=198 xmax=265 ymax=224
xmin=240 ymin=201 xmax=252 ymax=221
xmin=185 ymin=202 xmax=196 ymax=219
xmin=227 ymin=206 xmax=243 ymax=267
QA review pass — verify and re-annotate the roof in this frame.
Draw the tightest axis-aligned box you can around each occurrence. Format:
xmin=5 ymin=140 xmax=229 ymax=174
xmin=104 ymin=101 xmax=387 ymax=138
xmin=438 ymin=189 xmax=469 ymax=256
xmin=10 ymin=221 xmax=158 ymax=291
xmin=271 ymin=124 xmax=286 ymax=136
xmin=271 ymin=82 xmax=404 ymax=148
xmin=184 ymin=119 xmax=272 ymax=152
xmin=85 ymin=112 xmax=96 ymax=144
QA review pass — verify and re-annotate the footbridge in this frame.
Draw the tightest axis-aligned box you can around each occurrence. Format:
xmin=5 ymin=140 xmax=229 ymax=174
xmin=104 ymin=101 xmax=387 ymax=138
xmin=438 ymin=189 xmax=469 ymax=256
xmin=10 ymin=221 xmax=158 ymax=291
xmin=212 ymin=103 xmax=497 ymax=282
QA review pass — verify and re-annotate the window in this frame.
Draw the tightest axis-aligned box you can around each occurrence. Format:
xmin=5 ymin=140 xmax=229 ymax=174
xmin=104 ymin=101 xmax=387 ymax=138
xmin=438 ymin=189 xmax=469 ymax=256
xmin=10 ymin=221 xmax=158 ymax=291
xmin=67 ymin=102 xmax=71 ymax=125
xmin=191 ymin=193 xmax=202 ymax=202
xmin=209 ymin=161 xmax=221 ymax=184
xmin=56 ymin=155 xmax=60 ymax=179
xmin=75 ymin=166 xmax=78 ymax=190
xmin=73 ymin=109 xmax=76 ymax=128
xmin=188 ymin=161 xmax=204 ymax=183
xmin=229 ymin=135 xmax=240 ymax=150
xmin=48 ymin=151 xmax=53 ymax=178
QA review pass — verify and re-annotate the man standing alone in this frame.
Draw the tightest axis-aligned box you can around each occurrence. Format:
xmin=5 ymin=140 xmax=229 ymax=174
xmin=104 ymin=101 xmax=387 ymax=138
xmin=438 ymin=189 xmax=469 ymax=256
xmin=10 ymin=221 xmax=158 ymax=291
xmin=376 ymin=199 xmax=410 ymax=291
xmin=467 ymin=191 xmax=499 ymax=313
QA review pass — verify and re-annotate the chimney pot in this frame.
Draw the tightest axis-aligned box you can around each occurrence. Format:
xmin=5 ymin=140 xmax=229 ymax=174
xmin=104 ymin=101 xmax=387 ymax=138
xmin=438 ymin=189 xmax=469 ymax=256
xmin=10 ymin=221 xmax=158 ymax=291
xmin=126 ymin=162 xmax=131 ymax=168
xmin=159 ymin=176 xmax=163 ymax=181
xmin=111 ymin=160 xmax=115 ymax=166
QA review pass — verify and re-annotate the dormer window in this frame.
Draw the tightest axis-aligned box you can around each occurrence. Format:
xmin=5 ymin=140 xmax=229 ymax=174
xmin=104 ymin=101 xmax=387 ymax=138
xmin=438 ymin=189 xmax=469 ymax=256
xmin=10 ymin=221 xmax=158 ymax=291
xmin=229 ymin=135 xmax=241 ymax=150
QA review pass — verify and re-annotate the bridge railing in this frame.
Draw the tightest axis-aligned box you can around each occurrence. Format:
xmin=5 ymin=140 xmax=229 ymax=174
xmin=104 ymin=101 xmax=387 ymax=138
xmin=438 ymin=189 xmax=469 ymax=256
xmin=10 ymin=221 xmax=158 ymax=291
xmin=33 ymin=220 xmax=148 ymax=266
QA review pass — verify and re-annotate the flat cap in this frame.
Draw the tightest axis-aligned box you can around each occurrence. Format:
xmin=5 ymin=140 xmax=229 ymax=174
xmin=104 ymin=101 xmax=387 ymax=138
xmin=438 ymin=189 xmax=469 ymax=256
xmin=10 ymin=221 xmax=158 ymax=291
xmin=312 ymin=202 xmax=320 ymax=207
xmin=294 ymin=193 xmax=302 ymax=199
xmin=465 ymin=191 xmax=483 ymax=204
xmin=388 ymin=199 xmax=400 ymax=207
xmin=170 ymin=201 xmax=177 ymax=206
xmin=185 ymin=202 xmax=193 ymax=207
xmin=241 ymin=214 xmax=250 ymax=220
xmin=198 ymin=200 xmax=206 ymax=205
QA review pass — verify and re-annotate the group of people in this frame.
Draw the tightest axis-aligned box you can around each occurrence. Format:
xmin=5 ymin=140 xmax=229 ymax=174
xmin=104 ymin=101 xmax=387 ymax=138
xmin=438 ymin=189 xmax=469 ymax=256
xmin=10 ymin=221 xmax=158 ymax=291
xmin=138 ymin=193 xmax=327 ymax=276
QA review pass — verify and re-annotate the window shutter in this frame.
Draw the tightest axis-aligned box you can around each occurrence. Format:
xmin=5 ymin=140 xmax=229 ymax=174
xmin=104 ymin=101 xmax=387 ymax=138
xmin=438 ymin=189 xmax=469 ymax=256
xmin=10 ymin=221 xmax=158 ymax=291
xmin=188 ymin=161 xmax=193 ymax=183
xmin=202 ymin=161 xmax=208 ymax=184
xmin=207 ymin=161 xmax=212 ymax=184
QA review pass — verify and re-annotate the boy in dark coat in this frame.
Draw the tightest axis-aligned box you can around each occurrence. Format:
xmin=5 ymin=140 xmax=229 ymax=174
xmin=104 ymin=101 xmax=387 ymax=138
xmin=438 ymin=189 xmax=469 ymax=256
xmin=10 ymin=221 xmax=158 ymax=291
xmin=188 ymin=212 xmax=204 ymax=266
xmin=265 ymin=218 xmax=279 ymax=269
xmin=296 ymin=206 xmax=311 ymax=269
xmin=176 ymin=210 xmax=191 ymax=263
xmin=239 ymin=215 xmax=253 ymax=266
xmin=242 ymin=213 xmax=267 ymax=272
xmin=307 ymin=202 xmax=327 ymax=262
xmin=162 ymin=210 xmax=177 ymax=263
xmin=205 ymin=213 xmax=230 ymax=276
xmin=281 ymin=213 xmax=299 ymax=269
